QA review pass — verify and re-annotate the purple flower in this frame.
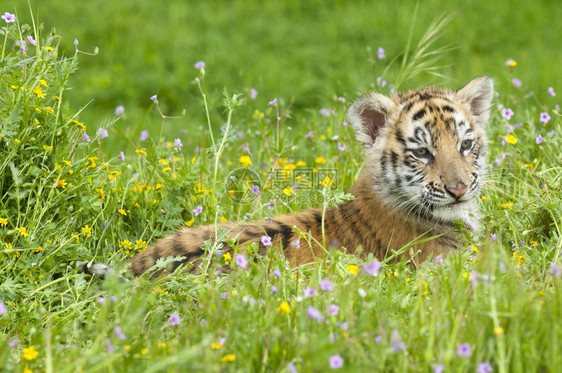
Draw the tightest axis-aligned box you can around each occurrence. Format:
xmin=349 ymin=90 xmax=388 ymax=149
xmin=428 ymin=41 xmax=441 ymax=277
xmin=261 ymin=236 xmax=272 ymax=246
xmin=433 ymin=365 xmax=445 ymax=373
xmin=337 ymin=142 xmax=346 ymax=152
xmin=548 ymin=130 xmax=555 ymax=137
xmin=491 ymin=233 xmax=497 ymax=241
xmin=319 ymin=279 xmax=334 ymax=291
xmin=477 ymin=362 xmax=493 ymax=373
xmin=114 ymin=326 xmax=126 ymax=340
xmin=536 ymin=134 xmax=544 ymax=144
xmin=338 ymin=96 xmax=345 ymax=102
xmin=342 ymin=121 xmax=348 ymax=127
xmin=293 ymin=239 xmax=300 ymax=249
xmin=512 ymin=78 xmax=522 ymax=87
xmin=235 ymin=253 xmax=249 ymax=269
xmin=132 ymin=173 xmax=138 ymax=180
xmin=305 ymin=131 xmax=313 ymax=138
xmin=273 ymin=269 xmax=281 ymax=278
xmin=140 ymin=130 xmax=149 ymax=141
xmin=303 ymin=287 xmax=317 ymax=297
xmin=287 ymin=362 xmax=298 ymax=373
xmin=540 ymin=112 xmax=551 ymax=124
xmin=74 ymin=38 xmax=79 ymax=47
xmin=502 ymin=153 xmax=508 ymax=159
xmin=97 ymin=128 xmax=108 ymax=139
xmin=268 ymin=98 xmax=277 ymax=106
xmin=194 ymin=61 xmax=205 ymax=69
xmin=326 ymin=304 xmax=339 ymax=316
xmin=501 ymin=108 xmax=514 ymax=120
xmin=457 ymin=343 xmax=471 ymax=357
xmin=110 ymin=296 xmax=117 ymax=302
xmin=9 ymin=340 xmax=18 ymax=347
xmin=376 ymin=77 xmax=387 ymax=87
xmin=250 ymin=88 xmax=258 ymax=99
xmin=220 ymin=292 xmax=228 ymax=299
xmin=174 ymin=138 xmax=183 ymax=151
xmin=169 ymin=313 xmax=181 ymax=326
xmin=251 ymin=185 xmax=260 ymax=196
xmin=97 ymin=297 xmax=106 ymax=305
xmin=271 ymin=285 xmax=278 ymax=294
xmin=150 ymin=95 xmax=157 ymax=102
xmin=267 ymin=201 xmax=274 ymax=210
xmin=435 ymin=255 xmax=444 ymax=266
xmin=547 ymin=87 xmax=556 ymax=97
xmin=0 ymin=301 xmax=6 ymax=316
xmin=82 ymin=133 xmax=91 ymax=142
xmin=504 ymin=58 xmax=516 ymax=66
xmin=329 ymin=354 xmax=344 ymax=369
xmin=114 ymin=105 xmax=125 ymax=116
xmin=374 ymin=335 xmax=382 ymax=343
xmin=27 ymin=35 xmax=36 ymax=46
xmin=391 ymin=329 xmax=406 ymax=353
xmin=377 ymin=47 xmax=385 ymax=59
xmin=201 ymin=319 xmax=208 ymax=326
xmin=106 ymin=338 xmax=114 ymax=354
xmin=193 ymin=205 xmax=202 ymax=216
xmin=507 ymin=124 xmax=514 ymax=133
xmin=118 ymin=151 xmax=125 ymax=161
xmin=1 ymin=12 xmax=15 ymax=23
xmin=550 ymin=263 xmax=561 ymax=278
xmin=307 ymin=306 xmax=324 ymax=322
xmin=319 ymin=108 xmax=331 ymax=117
xmin=362 ymin=261 xmax=381 ymax=276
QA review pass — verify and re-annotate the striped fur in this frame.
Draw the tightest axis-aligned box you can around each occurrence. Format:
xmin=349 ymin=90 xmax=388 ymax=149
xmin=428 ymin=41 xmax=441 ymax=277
xmin=127 ymin=77 xmax=493 ymax=276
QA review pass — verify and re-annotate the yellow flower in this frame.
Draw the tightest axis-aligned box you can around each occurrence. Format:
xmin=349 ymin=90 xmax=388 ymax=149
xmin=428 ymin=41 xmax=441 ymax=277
xmin=44 ymin=106 xmax=54 ymax=112
xmin=277 ymin=301 xmax=291 ymax=315
xmin=494 ymin=327 xmax=504 ymax=335
xmin=42 ymin=144 xmax=53 ymax=152
xmin=118 ymin=209 xmax=127 ymax=216
xmin=315 ymin=156 xmax=326 ymax=164
xmin=319 ymin=175 xmax=333 ymax=187
xmin=107 ymin=171 xmax=120 ymax=180
xmin=124 ymin=345 xmax=130 ymax=351
xmin=135 ymin=239 xmax=147 ymax=251
xmin=162 ymin=167 xmax=171 ymax=172
xmin=220 ymin=216 xmax=227 ymax=223
xmin=283 ymin=187 xmax=294 ymax=196
xmin=185 ymin=218 xmax=194 ymax=227
xmin=155 ymin=183 xmax=163 ymax=190
xmin=81 ymin=225 xmax=92 ymax=237
xmin=4 ymin=242 xmax=13 ymax=249
xmin=24 ymin=369 xmax=32 ymax=373
xmin=221 ymin=354 xmax=236 ymax=362
xmin=87 ymin=156 xmax=98 ymax=169
xmin=502 ymin=201 xmax=514 ymax=209
xmin=158 ymin=343 xmax=167 ymax=348
xmin=481 ymin=196 xmax=488 ymax=201
xmin=505 ymin=134 xmax=517 ymax=145
xmin=141 ymin=348 xmax=148 ymax=355
xmin=223 ymin=252 xmax=232 ymax=264
xmin=239 ymin=155 xmax=252 ymax=168
xmin=45 ymin=46 xmax=54 ymax=52
xmin=135 ymin=149 xmax=147 ymax=156
xmin=57 ymin=179 xmax=67 ymax=189
xmin=508 ymin=60 xmax=517 ymax=67
xmin=296 ymin=161 xmax=306 ymax=167
xmin=211 ymin=342 xmax=223 ymax=349
xmin=39 ymin=79 xmax=48 ymax=87
xmin=529 ymin=240 xmax=538 ymax=247
xmin=16 ymin=227 xmax=29 ymax=237
xmin=0 ymin=218 xmax=7 ymax=227
xmin=22 ymin=346 xmax=39 ymax=360
xmin=33 ymin=86 xmax=46 ymax=98
xmin=346 ymin=264 xmax=359 ymax=275
xmin=70 ymin=119 xmax=86 ymax=132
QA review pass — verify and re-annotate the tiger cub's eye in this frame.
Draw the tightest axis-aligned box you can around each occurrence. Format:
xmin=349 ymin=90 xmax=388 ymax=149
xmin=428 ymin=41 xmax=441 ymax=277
xmin=460 ymin=139 xmax=473 ymax=152
xmin=413 ymin=148 xmax=429 ymax=157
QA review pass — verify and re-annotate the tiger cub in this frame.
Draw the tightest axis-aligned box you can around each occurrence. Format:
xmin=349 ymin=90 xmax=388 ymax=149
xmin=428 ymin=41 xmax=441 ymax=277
xmin=91 ymin=77 xmax=493 ymax=278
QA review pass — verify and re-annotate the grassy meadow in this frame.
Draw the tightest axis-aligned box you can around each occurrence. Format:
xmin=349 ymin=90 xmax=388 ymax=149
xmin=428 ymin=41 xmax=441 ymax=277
xmin=1 ymin=1 xmax=561 ymax=372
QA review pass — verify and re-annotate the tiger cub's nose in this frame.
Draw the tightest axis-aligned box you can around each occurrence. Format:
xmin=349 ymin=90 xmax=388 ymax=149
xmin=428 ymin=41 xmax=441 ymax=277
xmin=445 ymin=183 xmax=468 ymax=198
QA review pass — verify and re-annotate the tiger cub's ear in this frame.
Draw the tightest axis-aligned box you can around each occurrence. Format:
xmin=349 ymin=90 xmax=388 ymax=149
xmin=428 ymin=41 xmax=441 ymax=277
xmin=456 ymin=76 xmax=494 ymax=126
xmin=348 ymin=92 xmax=395 ymax=147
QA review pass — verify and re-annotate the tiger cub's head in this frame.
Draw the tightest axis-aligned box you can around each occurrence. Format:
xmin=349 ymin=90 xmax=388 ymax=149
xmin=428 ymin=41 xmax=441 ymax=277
xmin=348 ymin=77 xmax=494 ymax=227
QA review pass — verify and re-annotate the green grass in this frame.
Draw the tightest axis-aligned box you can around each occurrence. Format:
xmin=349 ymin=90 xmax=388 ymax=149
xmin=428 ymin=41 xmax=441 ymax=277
xmin=1 ymin=1 xmax=561 ymax=372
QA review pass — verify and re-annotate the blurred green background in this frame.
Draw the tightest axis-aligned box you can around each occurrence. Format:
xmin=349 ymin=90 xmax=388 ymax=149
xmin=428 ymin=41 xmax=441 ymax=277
xmin=10 ymin=0 xmax=562 ymax=147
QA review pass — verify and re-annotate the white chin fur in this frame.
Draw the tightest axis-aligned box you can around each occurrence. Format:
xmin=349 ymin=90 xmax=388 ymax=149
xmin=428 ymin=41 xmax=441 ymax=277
xmin=431 ymin=201 xmax=480 ymax=232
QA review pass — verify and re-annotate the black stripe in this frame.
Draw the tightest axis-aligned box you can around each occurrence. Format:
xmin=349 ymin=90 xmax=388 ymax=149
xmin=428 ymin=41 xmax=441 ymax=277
xmin=412 ymin=108 xmax=426 ymax=122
